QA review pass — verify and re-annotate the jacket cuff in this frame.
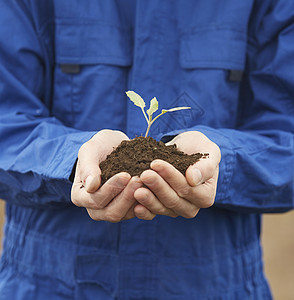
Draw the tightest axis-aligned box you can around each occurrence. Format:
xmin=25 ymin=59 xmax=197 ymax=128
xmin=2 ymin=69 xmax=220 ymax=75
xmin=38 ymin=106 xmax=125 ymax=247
xmin=44 ymin=131 xmax=96 ymax=204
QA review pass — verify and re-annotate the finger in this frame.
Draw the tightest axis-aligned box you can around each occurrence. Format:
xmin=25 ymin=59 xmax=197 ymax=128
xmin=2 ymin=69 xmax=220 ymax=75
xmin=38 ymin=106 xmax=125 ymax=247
xmin=140 ymin=170 xmax=199 ymax=218
xmin=150 ymin=159 xmax=215 ymax=209
xmin=71 ymin=172 xmax=131 ymax=209
xmin=134 ymin=204 xmax=157 ymax=220
xmin=121 ymin=202 xmax=137 ymax=220
xmin=123 ymin=201 xmax=157 ymax=221
xmin=87 ymin=176 xmax=143 ymax=222
xmin=150 ymin=160 xmax=195 ymax=199
xmin=134 ymin=187 xmax=177 ymax=217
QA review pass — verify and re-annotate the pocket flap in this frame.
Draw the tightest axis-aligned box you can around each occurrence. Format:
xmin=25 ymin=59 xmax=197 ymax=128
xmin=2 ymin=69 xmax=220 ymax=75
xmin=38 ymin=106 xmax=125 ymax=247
xmin=55 ymin=19 xmax=132 ymax=66
xmin=180 ymin=26 xmax=247 ymax=70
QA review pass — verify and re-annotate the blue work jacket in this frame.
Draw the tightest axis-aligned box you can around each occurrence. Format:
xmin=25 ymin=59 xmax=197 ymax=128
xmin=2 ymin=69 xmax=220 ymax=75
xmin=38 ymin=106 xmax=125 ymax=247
xmin=0 ymin=0 xmax=294 ymax=299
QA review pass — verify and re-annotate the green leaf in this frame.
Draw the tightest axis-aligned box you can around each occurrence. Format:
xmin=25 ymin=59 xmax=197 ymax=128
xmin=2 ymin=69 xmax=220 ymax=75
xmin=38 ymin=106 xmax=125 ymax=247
xmin=125 ymin=91 xmax=145 ymax=108
xmin=146 ymin=97 xmax=158 ymax=118
xmin=161 ymin=106 xmax=191 ymax=113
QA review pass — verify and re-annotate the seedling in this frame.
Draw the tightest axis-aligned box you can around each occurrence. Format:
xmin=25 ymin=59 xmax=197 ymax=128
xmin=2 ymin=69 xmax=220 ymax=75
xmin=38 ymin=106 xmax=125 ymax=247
xmin=126 ymin=91 xmax=191 ymax=137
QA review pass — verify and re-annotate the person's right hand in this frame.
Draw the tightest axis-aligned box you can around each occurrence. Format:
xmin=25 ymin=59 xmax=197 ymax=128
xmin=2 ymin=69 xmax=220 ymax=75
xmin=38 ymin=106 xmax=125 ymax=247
xmin=71 ymin=129 xmax=154 ymax=222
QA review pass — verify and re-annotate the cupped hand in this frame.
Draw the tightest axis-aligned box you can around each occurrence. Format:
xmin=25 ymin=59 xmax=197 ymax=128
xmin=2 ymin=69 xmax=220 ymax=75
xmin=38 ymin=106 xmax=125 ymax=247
xmin=133 ymin=131 xmax=221 ymax=220
xmin=71 ymin=129 xmax=155 ymax=222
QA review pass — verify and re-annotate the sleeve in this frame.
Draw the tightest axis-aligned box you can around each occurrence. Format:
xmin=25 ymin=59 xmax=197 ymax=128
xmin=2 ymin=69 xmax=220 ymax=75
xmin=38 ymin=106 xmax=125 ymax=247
xmin=164 ymin=0 xmax=294 ymax=213
xmin=0 ymin=1 xmax=95 ymax=208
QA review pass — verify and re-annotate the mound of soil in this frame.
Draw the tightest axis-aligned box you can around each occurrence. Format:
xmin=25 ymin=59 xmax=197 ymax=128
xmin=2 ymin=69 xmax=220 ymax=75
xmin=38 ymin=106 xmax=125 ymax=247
xmin=100 ymin=136 xmax=208 ymax=185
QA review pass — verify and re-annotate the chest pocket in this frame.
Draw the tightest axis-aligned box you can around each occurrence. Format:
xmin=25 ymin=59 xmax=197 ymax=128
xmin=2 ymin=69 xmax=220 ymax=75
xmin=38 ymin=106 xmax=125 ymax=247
xmin=180 ymin=27 xmax=246 ymax=70
xmin=169 ymin=26 xmax=248 ymax=129
xmin=52 ymin=19 xmax=133 ymax=131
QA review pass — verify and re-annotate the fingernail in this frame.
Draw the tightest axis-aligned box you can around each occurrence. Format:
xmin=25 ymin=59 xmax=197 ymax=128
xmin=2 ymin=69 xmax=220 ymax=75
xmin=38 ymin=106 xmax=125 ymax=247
xmin=191 ymin=168 xmax=202 ymax=186
xmin=85 ymin=175 xmax=94 ymax=191
xmin=132 ymin=176 xmax=141 ymax=183
xmin=150 ymin=160 xmax=164 ymax=171
xmin=131 ymin=176 xmax=143 ymax=188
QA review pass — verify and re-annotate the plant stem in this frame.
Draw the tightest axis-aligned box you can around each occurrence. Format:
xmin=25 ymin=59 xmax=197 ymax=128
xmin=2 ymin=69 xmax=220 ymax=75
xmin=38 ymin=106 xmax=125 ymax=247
xmin=145 ymin=114 xmax=153 ymax=137
xmin=145 ymin=123 xmax=151 ymax=137
xmin=141 ymin=107 xmax=149 ymax=123
xmin=150 ymin=112 xmax=165 ymax=125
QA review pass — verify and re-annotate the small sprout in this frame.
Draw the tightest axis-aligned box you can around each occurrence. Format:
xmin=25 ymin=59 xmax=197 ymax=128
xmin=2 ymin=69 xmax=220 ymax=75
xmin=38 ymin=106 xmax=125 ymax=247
xmin=126 ymin=91 xmax=191 ymax=137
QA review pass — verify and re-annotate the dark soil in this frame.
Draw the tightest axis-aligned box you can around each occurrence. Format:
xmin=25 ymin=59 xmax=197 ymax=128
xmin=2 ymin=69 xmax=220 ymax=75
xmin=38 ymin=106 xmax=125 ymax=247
xmin=100 ymin=136 xmax=208 ymax=185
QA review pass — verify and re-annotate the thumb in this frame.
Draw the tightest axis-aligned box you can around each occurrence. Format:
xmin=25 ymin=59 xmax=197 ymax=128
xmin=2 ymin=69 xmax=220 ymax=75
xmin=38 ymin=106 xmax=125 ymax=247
xmin=186 ymin=155 xmax=219 ymax=187
xmin=76 ymin=145 xmax=102 ymax=193
xmin=84 ymin=171 xmax=101 ymax=193
xmin=77 ymin=129 xmax=129 ymax=193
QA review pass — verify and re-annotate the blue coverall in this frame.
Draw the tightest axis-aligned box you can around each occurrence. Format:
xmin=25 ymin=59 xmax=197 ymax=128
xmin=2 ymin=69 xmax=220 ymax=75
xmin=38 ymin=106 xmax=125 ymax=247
xmin=0 ymin=0 xmax=293 ymax=299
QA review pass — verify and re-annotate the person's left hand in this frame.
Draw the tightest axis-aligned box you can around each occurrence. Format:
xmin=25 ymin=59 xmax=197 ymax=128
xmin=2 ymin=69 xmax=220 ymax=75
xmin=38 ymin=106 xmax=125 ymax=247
xmin=133 ymin=131 xmax=221 ymax=219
